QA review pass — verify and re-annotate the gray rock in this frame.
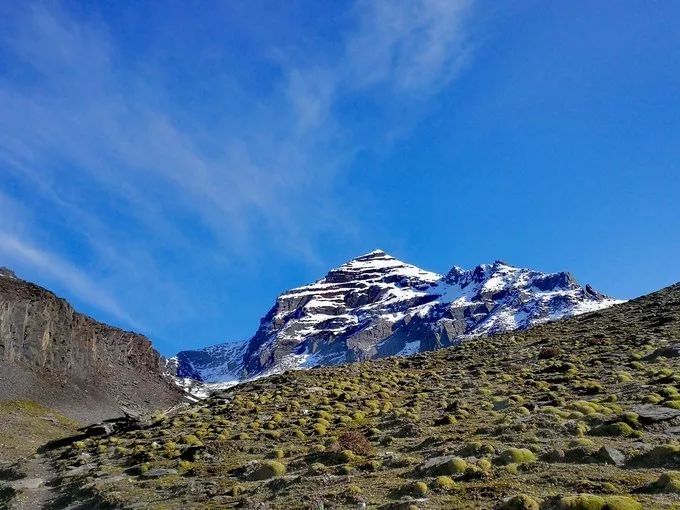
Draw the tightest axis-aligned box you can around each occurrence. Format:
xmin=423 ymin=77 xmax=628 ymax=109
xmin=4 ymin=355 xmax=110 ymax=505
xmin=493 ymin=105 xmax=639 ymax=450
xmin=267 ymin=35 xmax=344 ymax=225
xmin=595 ymin=446 xmax=626 ymax=466
xmin=644 ymin=343 xmax=680 ymax=360
xmin=630 ymin=404 xmax=680 ymax=422
xmin=667 ymin=426 xmax=680 ymax=436
xmin=415 ymin=455 xmax=456 ymax=475
xmin=62 ymin=464 xmax=96 ymax=478
xmin=96 ymin=474 xmax=128 ymax=485
xmin=78 ymin=414 xmax=144 ymax=439
xmin=9 ymin=477 xmax=44 ymax=490
xmin=141 ymin=468 xmax=178 ymax=478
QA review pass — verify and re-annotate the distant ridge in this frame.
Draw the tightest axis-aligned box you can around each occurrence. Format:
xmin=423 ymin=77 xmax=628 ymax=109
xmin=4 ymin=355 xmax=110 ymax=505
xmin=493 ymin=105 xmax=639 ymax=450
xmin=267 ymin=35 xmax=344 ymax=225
xmin=175 ymin=251 xmax=621 ymax=386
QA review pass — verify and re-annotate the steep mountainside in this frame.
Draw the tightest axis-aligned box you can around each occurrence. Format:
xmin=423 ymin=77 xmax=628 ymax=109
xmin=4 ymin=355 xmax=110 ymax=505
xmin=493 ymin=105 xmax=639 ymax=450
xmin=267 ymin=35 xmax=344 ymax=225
xmin=177 ymin=250 xmax=620 ymax=384
xmin=39 ymin=283 xmax=680 ymax=509
xmin=0 ymin=267 xmax=183 ymax=424
xmin=175 ymin=341 xmax=248 ymax=385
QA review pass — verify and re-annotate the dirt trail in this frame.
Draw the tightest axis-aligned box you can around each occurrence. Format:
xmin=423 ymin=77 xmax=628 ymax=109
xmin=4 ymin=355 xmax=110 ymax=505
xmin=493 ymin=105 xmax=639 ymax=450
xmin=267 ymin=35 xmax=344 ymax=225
xmin=0 ymin=451 xmax=96 ymax=510
xmin=1 ymin=452 xmax=58 ymax=509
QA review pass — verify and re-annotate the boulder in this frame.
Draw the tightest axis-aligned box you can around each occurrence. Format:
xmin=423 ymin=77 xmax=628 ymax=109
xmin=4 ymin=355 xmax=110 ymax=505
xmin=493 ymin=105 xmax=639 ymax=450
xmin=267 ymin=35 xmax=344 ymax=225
xmin=595 ymin=446 xmax=626 ymax=466
xmin=630 ymin=405 xmax=680 ymax=423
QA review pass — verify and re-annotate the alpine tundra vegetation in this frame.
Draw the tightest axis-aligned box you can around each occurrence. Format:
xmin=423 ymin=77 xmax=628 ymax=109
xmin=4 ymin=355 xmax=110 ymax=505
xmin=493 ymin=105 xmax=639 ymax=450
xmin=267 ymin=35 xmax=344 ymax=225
xmin=2 ymin=282 xmax=676 ymax=509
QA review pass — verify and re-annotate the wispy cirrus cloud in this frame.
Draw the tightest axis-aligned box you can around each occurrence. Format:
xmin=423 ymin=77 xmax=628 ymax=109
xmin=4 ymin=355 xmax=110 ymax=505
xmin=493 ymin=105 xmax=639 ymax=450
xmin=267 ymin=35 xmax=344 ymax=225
xmin=345 ymin=0 xmax=474 ymax=92
xmin=0 ymin=232 xmax=138 ymax=328
xmin=0 ymin=0 xmax=476 ymax=346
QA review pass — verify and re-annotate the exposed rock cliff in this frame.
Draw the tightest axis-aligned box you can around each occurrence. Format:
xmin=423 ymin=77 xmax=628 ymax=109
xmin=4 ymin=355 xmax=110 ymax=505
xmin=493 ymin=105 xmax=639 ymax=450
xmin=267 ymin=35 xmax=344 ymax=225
xmin=0 ymin=268 xmax=183 ymax=423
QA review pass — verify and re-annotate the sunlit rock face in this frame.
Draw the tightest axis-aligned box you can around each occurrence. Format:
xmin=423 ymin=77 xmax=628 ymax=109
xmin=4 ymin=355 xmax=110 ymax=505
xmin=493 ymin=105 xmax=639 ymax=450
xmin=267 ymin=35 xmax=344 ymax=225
xmin=0 ymin=270 xmax=183 ymax=421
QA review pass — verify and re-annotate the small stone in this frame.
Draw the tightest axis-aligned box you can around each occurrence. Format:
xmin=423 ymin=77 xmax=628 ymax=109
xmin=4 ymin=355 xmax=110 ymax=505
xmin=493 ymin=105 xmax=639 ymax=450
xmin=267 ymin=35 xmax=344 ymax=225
xmin=666 ymin=426 xmax=680 ymax=436
xmin=141 ymin=468 xmax=178 ymax=478
xmin=62 ymin=464 xmax=96 ymax=477
xmin=596 ymin=446 xmax=626 ymax=466
xmin=10 ymin=478 xmax=44 ymax=490
xmin=416 ymin=455 xmax=455 ymax=474
xmin=644 ymin=343 xmax=680 ymax=360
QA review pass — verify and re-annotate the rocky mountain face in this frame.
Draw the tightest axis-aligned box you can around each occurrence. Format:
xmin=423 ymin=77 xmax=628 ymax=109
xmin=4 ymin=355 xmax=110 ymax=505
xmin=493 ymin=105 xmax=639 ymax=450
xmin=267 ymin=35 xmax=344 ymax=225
xmin=174 ymin=341 xmax=248 ymax=382
xmin=0 ymin=267 xmax=183 ymax=423
xmin=175 ymin=250 xmax=621 ymax=385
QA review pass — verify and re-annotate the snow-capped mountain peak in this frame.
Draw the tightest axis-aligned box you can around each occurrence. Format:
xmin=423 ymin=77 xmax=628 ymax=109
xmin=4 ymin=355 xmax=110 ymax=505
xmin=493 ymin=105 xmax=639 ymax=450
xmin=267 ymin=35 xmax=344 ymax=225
xmin=319 ymin=249 xmax=440 ymax=286
xmin=175 ymin=253 xmax=622 ymax=387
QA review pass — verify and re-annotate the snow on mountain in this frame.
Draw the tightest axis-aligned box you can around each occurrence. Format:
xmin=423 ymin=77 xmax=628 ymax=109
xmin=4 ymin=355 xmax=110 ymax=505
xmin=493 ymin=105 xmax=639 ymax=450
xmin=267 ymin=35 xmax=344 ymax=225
xmin=174 ymin=340 xmax=248 ymax=389
xmin=0 ymin=267 xmax=17 ymax=279
xmin=175 ymin=250 xmax=622 ymax=386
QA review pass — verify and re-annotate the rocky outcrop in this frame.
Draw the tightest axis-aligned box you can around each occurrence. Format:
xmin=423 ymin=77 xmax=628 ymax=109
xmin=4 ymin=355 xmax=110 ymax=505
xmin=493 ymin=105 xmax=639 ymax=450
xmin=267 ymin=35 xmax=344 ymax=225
xmin=0 ymin=270 xmax=183 ymax=423
xmin=176 ymin=250 xmax=622 ymax=385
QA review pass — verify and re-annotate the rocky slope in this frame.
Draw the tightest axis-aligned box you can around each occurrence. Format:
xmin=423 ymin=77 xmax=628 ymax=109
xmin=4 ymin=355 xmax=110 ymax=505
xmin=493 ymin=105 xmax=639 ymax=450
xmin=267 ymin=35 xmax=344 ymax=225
xmin=176 ymin=250 xmax=621 ymax=384
xmin=34 ymin=282 xmax=680 ymax=509
xmin=0 ymin=267 xmax=183 ymax=424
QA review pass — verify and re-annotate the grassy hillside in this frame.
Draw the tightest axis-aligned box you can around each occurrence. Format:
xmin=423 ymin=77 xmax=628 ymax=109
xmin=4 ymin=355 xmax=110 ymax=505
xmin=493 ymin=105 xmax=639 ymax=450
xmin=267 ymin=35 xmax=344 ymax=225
xmin=41 ymin=284 xmax=680 ymax=508
xmin=0 ymin=400 xmax=78 ymax=462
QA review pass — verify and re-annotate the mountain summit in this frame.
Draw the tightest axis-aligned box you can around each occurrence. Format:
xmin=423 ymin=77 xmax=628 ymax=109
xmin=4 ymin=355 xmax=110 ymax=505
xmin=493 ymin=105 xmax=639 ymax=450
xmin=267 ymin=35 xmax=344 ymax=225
xmin=176 ymin=251 xmax=621 ymax=385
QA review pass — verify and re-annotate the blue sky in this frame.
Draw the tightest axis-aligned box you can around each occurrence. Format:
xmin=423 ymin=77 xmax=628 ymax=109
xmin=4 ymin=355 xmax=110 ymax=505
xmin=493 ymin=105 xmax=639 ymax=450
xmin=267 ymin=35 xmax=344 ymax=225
xmin=0 ymin=1 xmax=678 ymax=355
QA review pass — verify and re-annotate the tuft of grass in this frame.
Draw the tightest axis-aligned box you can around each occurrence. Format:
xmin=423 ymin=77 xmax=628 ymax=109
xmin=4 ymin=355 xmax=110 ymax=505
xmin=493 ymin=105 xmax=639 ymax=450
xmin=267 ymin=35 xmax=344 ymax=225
xmin=501 ymin=494 xmax=540 ymax=510
xmin=432 ymin=475 xmax=456 ymax=491
xmin=556 ymin=494 xmax=642 ymax=510
xmin=410 ymin=481 xmax=428 ymax=497
xmin=496 ymin=448 xmax=536 ymax=465
xmin=0 ymin=400 xmax=78 ymax=461
xmin=590 ymin=422 xmax=635 ymax=437
xmin=648 ymin=472 xmax=680 ymax=493
xmin=249 ymin=460 xmax=286 ymax=480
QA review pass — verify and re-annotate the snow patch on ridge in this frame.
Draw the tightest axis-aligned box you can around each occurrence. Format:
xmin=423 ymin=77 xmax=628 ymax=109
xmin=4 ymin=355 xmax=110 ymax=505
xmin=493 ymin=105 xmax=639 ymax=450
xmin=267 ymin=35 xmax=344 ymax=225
xmin=397 ymin=340 xmax=421 ymax=356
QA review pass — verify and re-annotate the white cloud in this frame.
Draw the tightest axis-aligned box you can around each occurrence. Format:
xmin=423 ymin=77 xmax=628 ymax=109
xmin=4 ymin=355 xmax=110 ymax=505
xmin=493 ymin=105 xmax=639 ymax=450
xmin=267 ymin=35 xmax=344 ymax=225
xmin=0 ymin=232 xmax=139 ymax=328
xmin=344 ymin=0 xmax=474 ymax=92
